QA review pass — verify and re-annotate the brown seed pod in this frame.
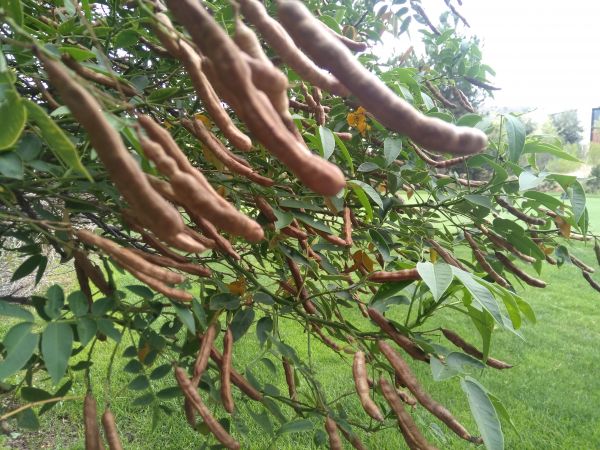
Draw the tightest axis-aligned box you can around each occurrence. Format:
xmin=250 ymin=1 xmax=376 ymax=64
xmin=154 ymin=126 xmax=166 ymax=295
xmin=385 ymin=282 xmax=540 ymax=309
xmin=255 ymin=196 xmax=278 ymax=222
xmin=238 ymin=0 xmax=348 ymax=96
xmin=423 ymin=79 xmax=457 ymax=109
xmin=192 ymin=323 xmax=219 ymax=386
xmin=378 ymin=341 xmax=477 ymax=442
xmin=128 ymin=248 xmax=210 ymax=278
xmin=183 ymin=398 xmax=196 ymax=429
xmin=367 ymin=308 xmax=430 ymax=363
xmin=463 ymin=231 xmax=510 ymax=288
xmin=367 ymin=268 xmax=421 ymax=283
xmin=281 ymin=224 xmax=309 ymax=240
xmin=166 ymin=0 xmax=346 ymax=197
xmin=343 ymin=207 xmax=353 ymax=246
xmin=182 ymin=225 xmax=217 ymax=250
xmin=495 ymin=196 xmax=546 ymax=226
xmin=153 ymin=13 xmax=252 ymax=152
xmin=73 ymin=250 xmax=113 ymax=297
xmin=324 ymin=416 xmax=343 ymax=450
xmin=570 ymin=255 xmax=595 ymax=273
xmin=338 ymin=425 xmax=367 ymax=450
xmin=433 ymin=173 xmax=487 ymax=187
xmin=74 ymin=256 xmax=93 ymax=306
xmin=494 ymin=252 xmax=547 ymax=288
xmin=304 ymin=223 xmax=348 ymax=247
xmin=124 ymin=266 xmax=193 ymax=301
xmin=334 ymin=131 xmax=353 ymax=141
xmin=208 ymin=346 xmax=263 ymax=401
xmin=595 ymin=240 xmax=600 ymax=265
xmin=277 ymin=1 xmax=487 ymax=156
xmin=174 ymin=367 xmax=241 ymax=450
xmin=220 ymin=328 xmax=235 ymax=414
xmin=327 ymin=27 xmax=368 ymax=52
xmin=181 ymin=117 xmax=274 ymax=186
xmin=189 ymin=212 xmax=241 ymax=260
xmin=352 ymin=351 xmax=384 ymax=421
xmin=101 ymin=409 xmax=124 ymax=450
xmin=479 ymin=225 xmax=536 ymax=264
xmin=76 ymin=230 xmax=185 ymax=285
xmin=282 ymin=357 xmax=298 ymax=402
xmin=582 ymin=271 xmax=600 ymax=293
xmin=38 ymin=52 xmax=185 ymax=243
xmin=379 ymin=377 xmax=438 ymax=450
xmin=285 ymin=257 xmax=317 ymax=314
xmin=412 ymin=143 xmax=470 ymax=168
xmin=441 ymin=328 xmax=512 ymax=369
xmin=83 ymin=393 xmax=105 ymax=450
xmin=426 ymin=239 xmax=467 ymax=270
xmin=61 ymin=54 xmax=137 ymax=97
xmin=452 ymin=86 xmax=474 ymax=112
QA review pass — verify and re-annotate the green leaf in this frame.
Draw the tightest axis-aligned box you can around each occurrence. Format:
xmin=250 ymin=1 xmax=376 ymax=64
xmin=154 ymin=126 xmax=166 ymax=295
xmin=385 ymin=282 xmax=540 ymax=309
xmin=254 ymin=292 xmax=274 ymax=305
xmin=230 ymin=308 xmax=255 ymax=342
xmin=277 ymin=418 xmax=314 ymax=435
xmin=0 ymin=323 xmax=38 ymax=380
xmin=504 ymin=114 xmax=525 ymax=162
xmin=383 ymin=137 xmax=402 ymax=166
xmin=522 ymin=141 xmax=581 ymax=163
xmin=76 ymin=317 xmax=96 ymax=347
xmin=569 ymin=181 xmax=586 ymax=222
xmin=417 ymin=262 xmax=453 ymax=301
xmin=11 ymin=254 xmax=43 ymax=282
xmin=42 ymin=322 xmax=73 ymax=385
xmin=16 ymin=408 xmax=39 ymax=430
xmin=1 ymin=0 xmax=24 ymax=25
xmin=132 ymin=392 xmax=154 ymax=406
xmin=126 ymin=285 xmax=154 ymax=299
xmin=0 ymin=302 xmax=34 ymax=322
xmin=147 ymin=87 xmax=179 ymax=102
xmin=21 ymin=387 xmax=52 ymax=402
xmin=272 ymin=208 xmax=293 ymax=230
xmin=453 ymin=269 xmax=503 ymax=325
xmin=348 ymin=180 xmax=383 ymax=210
xmin=129 ymin=375 xmax=150 ymax=391
xmin=348 ymin=181 xmax=373 ymax=222
xmin=150 ymin=364 xmax=171 ymax=380
xmin=465 ymin=195 xmax=493 ymax=210
xmin=461 ymin=377 xmax=504 ymax=450
xmin=333 ymin=133 xmax=354 ymax=174
xmin=210 ymin=293 xmax=240 ymax=310
xmin=0 ymin=152 xmax=23 ymax=179
xmin=173 ymin=304 xmax=195 ymax=334
xmin=0 ymin=82 xmax=26 ymax=152
xmin=293 ymin=211 xmax=333 ymax=234
xmin=67 ymin=291 xmax=89 ymax=317
xmin=518 ymin=171 xmax=545 ymax=191
xmin=97 ymin=318 xmax=121 ymax=342
xmin=318 ymin=126 xmax=335 ymax=160
xmin=256 ymin=316 xmax=273 ymax=348
xmin=156 ymin=386 xmax=181 ymax=399
xmin=24 ymin=100 xmax=92 ymax=180
xmin=58 ymin=46 xmax=96 ymax=61
xmin=115 ymin=30 xmax=140 ymax=49
xmin=44 ymin=284 xmax=64 ymax=320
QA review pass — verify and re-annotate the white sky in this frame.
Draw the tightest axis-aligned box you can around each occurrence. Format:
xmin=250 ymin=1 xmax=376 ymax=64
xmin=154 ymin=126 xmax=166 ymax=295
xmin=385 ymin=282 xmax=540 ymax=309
xmin=382 ymin=0 xmax=600 ymax=140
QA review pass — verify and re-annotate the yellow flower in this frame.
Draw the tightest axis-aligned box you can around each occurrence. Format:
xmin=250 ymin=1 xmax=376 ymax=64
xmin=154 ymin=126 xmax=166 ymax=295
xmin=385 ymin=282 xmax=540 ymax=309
xmin=346 ymin=107 xmax=371 ymax=136
xmin=228 ymin=278 xmax=247 ymax=295
xmin=194 ymin=113 xmax=212 ymax=128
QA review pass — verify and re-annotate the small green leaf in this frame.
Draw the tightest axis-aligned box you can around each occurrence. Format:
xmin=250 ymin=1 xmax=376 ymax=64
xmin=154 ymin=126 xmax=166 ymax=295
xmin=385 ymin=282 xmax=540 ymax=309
xmin=461 ymin=377 xmax=504 ymax=450
xmin=150 ymin=364 xmax=171 ymax=380
xmin=128 ymin=375 xmax=150 ymax=391
xmin=11 ymin=254 xmax=43 ymax=282
xmin=24 ymin=100 xmax=92 ymax=180
xmin=42 ymin=322 xmax=73 ymax=385
xmin=417 ymin=262 xmax=453 ymax=301
xmin=44 ymin=284 xmax=64 ymax=319
xmin=156 ymin=386 xmax=181 ymax=399
xmin=0 ymin=82 xmax=26 ymax=150
xmin=256 ymin=316 xmax=273 ymax=348
xmin=254 ymin=292 xmax=274 ymax=305
xmin=318 ymin=126 xmax=335 ymax=159
xmin=384 ymin=137 xmax=402 ymax=166
xmin=173 ymin=304 xmax=195 ymax=334
xmin=230 ymin=308 xmax=255 ymax=342
xmin=277 ymin=419 xmax=314 ymax=435
xmin=76 ymin=317 xmax=96 ymax=347
xmin=333 ymin=133 xmax=354 ymax=174
xmin=348 ymin=180 xmax=383 ymax=210
xmin=147 ymin=87 xmax=179 ymax=102
xmin=16 ymin=408 xmax=39 ymax=430
xmin=348 ymin=181 xmax=373 ymax=222
xmin=67 ymin=291 xmax=89 ymax=317
xmin=0 ymin=302 xmax=34 ymax=322
xmin=569 ymin=181 xmax=586 ymax=222
xmin=58 ymin=46 xmax=96 ymax=61
xmin=504 ymin=114 xmax=525 ymax=162
xmin=210 ymin=293 xmax=240 ymax=310
xmin=1 ymin=0 xmax=24 ymax=26
xmin=0 ymin=152 xmax=24 ymax=179
xmin=0 ymin=323 xmax=38 ymax=380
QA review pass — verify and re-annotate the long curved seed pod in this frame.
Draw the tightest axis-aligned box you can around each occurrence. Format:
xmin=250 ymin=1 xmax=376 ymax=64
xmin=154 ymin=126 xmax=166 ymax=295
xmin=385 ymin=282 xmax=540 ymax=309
xmin=76 ymin=230 xmax=184 ymax=285
xmin=441 ymin=328 xmax=512 ymax=369
xmin=238 ymin=0 xmax=348 ymax=96
xmin=188 ymin=211 xmax=241 ymax=260
xmin=495 ymin=196 xmax=545 ymax=226
xmin=426 ymin=239 xmax=467 ymax=270
xmin=352 ymin=351 xmax=384 ymax=421
xmin=328 ymin=27 xmax=368 ymax=52
xmin=208 ymin=346 xmax=263 ymax=401
xmin=181 ymin=118 xmax=274 ymax=186
xmin=453 ymin=86 xmax=474 ymax=112
xmin=84 ymin=393 xmax=105 ymax=450
xmin=129 ymin=248 xmax=211 ymax=277
xmin=570 ymin=255 xmax=595 ymax=273
xmin=324 ymin=416 xmax=343 ymax=450
xmin=183 ymin=398 xmax=196 ymax=429
xmin=494 ymin=252 xmax=547 ymax=288
xmin=101 ymin=409 xmax=124 ymax=450
xmin=182 ymin=225 xmax=217 ymax=250
xmin=378 ymin=341 xmax=478 ymax=443
xmin=61 ymin=55 xmax=137 ymax=97
xmin=255 ymin=196 xmax=278 ymax=222
xmin=479 ymin=225 xmax=536 ymax=263
xmin=153 ymin=13 xmax=252 ymax=152
xmin=338 ymin=425 xmax=367 ymax=450
xmin=413 ymin=143 xmax=469 ymax=168
xmin=594 ymin=240 xmax=600 ymax=265
xmin=289 ymin=98 xmax=331 ymax=113
xmin=174 ymin=367 xmax=241 ymax=450
xmin=343 ymin=207 xmax=353 ymax=246
xmin=304 ymin=224 xmax=348 ymax=247
xmin=423 ymin=79 xmax=457 ymax=109
xmin=286 ymin=257 xmax=317 ymax=314
xmin=74 ymin=256 xmax=93 ymax=305
xmin=277 ymin=1 xmax=488 ymax=156
xmin=582 ymin=271 xmax=600 ymax=293
xmin=380 ymin=378 xmax=438 ymax=450
xmin=221 ymin=328 xmax=235 ymax=413
xmin=192 ymin=323 xmax=219 ymax=386
xmin=367 ymin=268 xmax=421 ymax=283
xmin=38 ymin=52 xmax=185 ymax=242
xmin=463 ymin=231 xmax=510 ymax=288
xmin=125 ymin=266 xmax=193 ymax=301
xmin=282 ymin=357 xmax=298 ymax=402
xmin=367 ymin=308 xmax=430 ymax=363
xmin=166 ymin=0 xmax=346 ymax=197
xmin=434 ymin=173 xmax=487 ymax=187
xmin=334 ymin=131 xmax=353 ymax=141
xmin=73 ymin=250 xmax=113 ymax=296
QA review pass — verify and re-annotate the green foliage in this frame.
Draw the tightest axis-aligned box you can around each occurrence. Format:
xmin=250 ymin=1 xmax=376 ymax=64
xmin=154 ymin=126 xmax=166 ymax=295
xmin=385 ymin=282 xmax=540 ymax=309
xmin=0 ymin=1 xmax=596 ymax=449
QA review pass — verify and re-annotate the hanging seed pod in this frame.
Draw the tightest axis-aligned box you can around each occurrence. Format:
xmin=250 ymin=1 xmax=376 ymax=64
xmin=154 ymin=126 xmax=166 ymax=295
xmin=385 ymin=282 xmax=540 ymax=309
xmin=441 ymin=328 xmax=512 ymax=369
xmin=207 ymin=346 xmax=263 ymax=401
xmin=282 ymin=357 xmax=298 ymax=403
xmin=61 ymin=54 xmax=138 ymax=97
xmin=324 ymin=416 xmax=343 ymax=450
xmin=413 ymin=143 xmax=470 ymax=168
xmin=73 ymin=250 xmax=113 ymax=297
xmin=582 ymin=271 xmax=600 ymax=293
xmin=338 ymin=425 xmax=367 ymax=450
xmin=192 ymin=323 xmax=219 ymax=386
xmin=479 ymin=225 xmax=536 ymax=263
xmin=367 ymin=268 xmax=421 ymax=283
xmin=352 ymin=351 xmax=384 ymax=421
xmin=495 ymin=252 xmax=547 ymax=288
xmin=423 ymin=79 xmax=457 ymax=109
xmin=570 ymin=255 xmax=595 ymax=273
xmin=101 ymin=409 xmax=124 ymax=450
xmin=495 ymin=196 xmax=545 ymax=226
xmin=426 ymin=239 xmax=467 ymax=270
xmin=220 ymin=328 xmax=235 ymax=413
xmin=463 ymin=231 xmax=510 ymax=288
xmin=83 ymin=393 xmax=105 ymax=450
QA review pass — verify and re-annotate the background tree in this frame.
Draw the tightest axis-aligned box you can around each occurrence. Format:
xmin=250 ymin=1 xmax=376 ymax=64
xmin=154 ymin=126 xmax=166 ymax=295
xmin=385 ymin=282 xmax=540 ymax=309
xmin=0 ymin=1 xmax=598 ymax=449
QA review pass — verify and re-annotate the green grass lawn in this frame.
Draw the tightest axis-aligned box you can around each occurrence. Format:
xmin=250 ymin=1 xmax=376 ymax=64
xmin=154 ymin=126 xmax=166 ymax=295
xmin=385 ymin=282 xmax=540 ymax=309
xmin=1 ymin=197 xmax=599 ymax=450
